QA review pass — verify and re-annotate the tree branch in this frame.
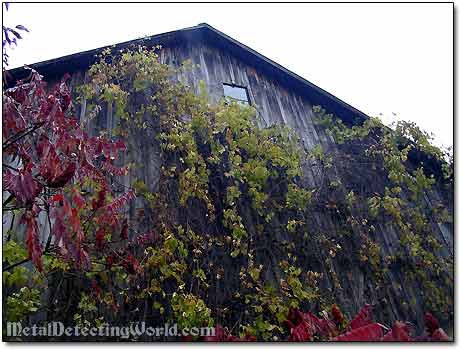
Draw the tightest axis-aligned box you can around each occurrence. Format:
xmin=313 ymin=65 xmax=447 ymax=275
xmin=2 ymin=122 xmax=44 ymax=150
xmin=3 ymin=257 xmax=30 ymax=272
xmin=3 ymin=163 xmax=18 ymax=172
xmin=2 ymin=193 xmax=14 ymax=207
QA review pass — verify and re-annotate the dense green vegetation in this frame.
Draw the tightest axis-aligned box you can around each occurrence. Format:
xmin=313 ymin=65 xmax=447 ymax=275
xmin=3 ymin=45 xmax=453 ymax=341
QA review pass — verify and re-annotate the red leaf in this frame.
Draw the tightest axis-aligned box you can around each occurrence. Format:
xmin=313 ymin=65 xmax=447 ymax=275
xmin=381 ymin=321 xmax=411 ymax=341
xmin=332 ymin=323 xmax=384 ymax=341
xmin=22 ymin=209 xmax=43 ymax=272
xmin=348 ymin=303 xmax=373 ymax=330
xmin=122 ymin=254 xmax=142 ymax=275
xmin=48 ymin=162 xmax=76 ymax=188
xmin=287 ymin=308 xmax=304 ymax=326
xmin=331 ymin=304 xmax=345 ymax=324
xmin=241 ymin=334 xmax=257 ymax=341
xmin=115 ymin=139 xmax=126 ymax=151
xmin=105 ymin=254 xmax=115 ymax=269
xmin=15 ymin=24 xmax=29 ymax=32
xmin=38 ymin=138 xmax=57 ymax=175
xmin=9 ymin=29 xmax=22 ymax=39
xmin=431 ymin=328 xmax=450 ymax=341
xmin=424 ymin=312 xmax=440 ymax=335
xmin=102 ymin=161 xmax=128 ymax=176
xmin=3 ymin=93 xmax=27 ymax=138
xmin=92 ymin=187 xmax=107 ymax=210
xmin=74 ymin=244 xmax=91 ymax=270
xmin=71 ymin=188 xmax=85 ymax=209
xmin=39 ymin=140 xmax=76 ymax=188
xmin=315 ymin=313 xmax=337 ymax=337
xmin=120 ymin=220 xmax=128 ymax=240
xmin=303 ymin=312 xmax=322 ymax=334
xmin=96 ymin=228 xmax=105 ymax=250
xmin=106 ymin=189 xmax=136 ymax=214
xmin=69 ymin=207 xmax=82 ymax=236
xmin=6 ymin=169 xmax=42 ymax=205
xmin=288 ymin=321 xmax=313 ymax=341
xmin=38 ymin=136 xmax=77 ymax=188
xmin=51 ymin=194 xmax=64 ymax=202
xmin=91 ymin=279 xmax=102 ymax=299
xmin=286 ymin=308 xmax=336 ymax=339
xmin=51 ymin=205 xmax=67 ymax=245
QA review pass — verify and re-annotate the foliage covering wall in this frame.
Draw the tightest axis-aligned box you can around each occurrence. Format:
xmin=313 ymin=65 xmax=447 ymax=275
xmin=3 ymin=42 xmax=453 ymax=341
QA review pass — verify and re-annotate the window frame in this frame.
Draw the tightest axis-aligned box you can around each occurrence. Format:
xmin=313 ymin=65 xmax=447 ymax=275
xmin=222 ymin=83 xmax=250 ymax=105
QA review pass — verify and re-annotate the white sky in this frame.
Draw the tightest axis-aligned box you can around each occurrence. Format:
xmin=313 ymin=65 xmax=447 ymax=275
xmin=3 ymin=3 xmax=453 ymax=148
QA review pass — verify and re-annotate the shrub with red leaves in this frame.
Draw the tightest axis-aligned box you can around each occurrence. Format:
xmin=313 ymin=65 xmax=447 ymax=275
xmin=277 ymin=304 xmax=449 ymax=342
xmin=3 ymin=69 xmax=136 ymax=272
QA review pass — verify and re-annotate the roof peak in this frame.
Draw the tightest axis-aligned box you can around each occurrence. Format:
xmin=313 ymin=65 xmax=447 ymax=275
xmin=7 ymin=23 xmax=368 ymax=125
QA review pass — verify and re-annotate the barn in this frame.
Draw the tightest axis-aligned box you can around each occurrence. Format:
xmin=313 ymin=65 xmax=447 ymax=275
xmin=5 ymin=23 xmax=453 ymax=340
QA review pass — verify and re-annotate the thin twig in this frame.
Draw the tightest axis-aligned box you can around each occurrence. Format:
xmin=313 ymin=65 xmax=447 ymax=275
xmin=45 ymin=196 xmax=53 ymax=252
xmin=2 ymin=122 xmax=45 ymax=150
xmin=2 ymin=193 xmax=14 ymax=206
xmin=3 ymin=257 xmax=30 ymax=272
xmin=3 ymin=163 xmax=18 ymax=172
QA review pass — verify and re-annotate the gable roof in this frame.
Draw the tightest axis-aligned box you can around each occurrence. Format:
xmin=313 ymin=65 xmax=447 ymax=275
xmin=7 ymin=23 xmax=368 ymax=124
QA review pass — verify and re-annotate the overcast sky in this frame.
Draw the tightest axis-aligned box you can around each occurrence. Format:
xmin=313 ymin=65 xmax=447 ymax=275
xmin=3 ymin=3 xmax=453 ymax=148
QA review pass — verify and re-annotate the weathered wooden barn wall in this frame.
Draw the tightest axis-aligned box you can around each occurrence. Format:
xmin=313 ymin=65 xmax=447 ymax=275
xmin=38 ymin=37 xmax=453 ymax=332
xmin=171 ymin=42 xmax=453 ymax=331
xmin=158 ymin=40 xmax=331 ymax=151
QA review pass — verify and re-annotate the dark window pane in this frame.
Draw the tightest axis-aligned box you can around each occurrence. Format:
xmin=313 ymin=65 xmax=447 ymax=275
xmin=223 ymin=84 xmax=249 ymax=104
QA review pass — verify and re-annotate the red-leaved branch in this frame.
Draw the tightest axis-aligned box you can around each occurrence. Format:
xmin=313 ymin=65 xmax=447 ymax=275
xmin=3 ymin=69 xmax=136 ymax=272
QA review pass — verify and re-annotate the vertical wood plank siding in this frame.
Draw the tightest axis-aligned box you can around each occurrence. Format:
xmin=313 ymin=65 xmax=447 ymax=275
xmin=57 ymin=40 xmax=452 ymax=331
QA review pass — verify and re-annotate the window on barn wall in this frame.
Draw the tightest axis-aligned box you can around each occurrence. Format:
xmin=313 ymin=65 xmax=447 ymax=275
xmin=223 ymin=83 xmax=250 ymax=105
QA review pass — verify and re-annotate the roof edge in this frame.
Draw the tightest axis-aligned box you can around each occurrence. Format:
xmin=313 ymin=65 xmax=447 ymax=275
xmin=6 ymin=23 xmax=208 ymax=81
xmin=199 ymin=23 xmax=369 ymax=123
xmin=7 ymin=22 xmax=369 ymax=124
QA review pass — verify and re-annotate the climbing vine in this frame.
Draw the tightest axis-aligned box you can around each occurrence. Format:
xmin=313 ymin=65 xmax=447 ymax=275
xmin=312 ymin=106 xmax=453 ymax=321
xmin=3 ymin=44 xmax=453 ymax=341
